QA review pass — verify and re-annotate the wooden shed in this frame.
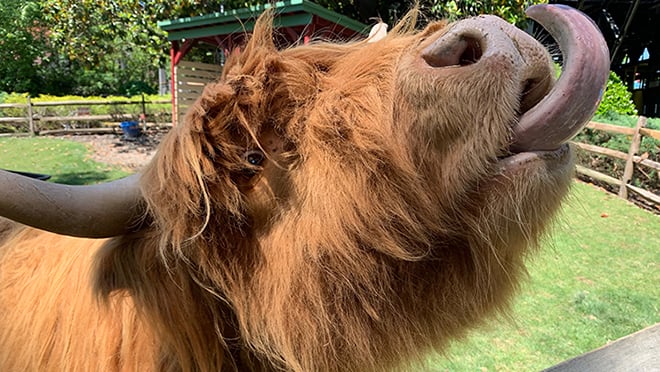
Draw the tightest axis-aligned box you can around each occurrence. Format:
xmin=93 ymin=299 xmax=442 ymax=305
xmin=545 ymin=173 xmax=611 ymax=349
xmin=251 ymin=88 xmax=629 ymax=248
xmin=158 ymin=0 xmax=367 ymax=124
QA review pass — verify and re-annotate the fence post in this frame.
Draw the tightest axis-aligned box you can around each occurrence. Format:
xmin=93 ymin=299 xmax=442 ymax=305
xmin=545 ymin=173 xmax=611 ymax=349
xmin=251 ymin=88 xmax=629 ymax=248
xmin=26 ymin=95 xmax=35 ymax=135
xmin=618 ymin=116 xmax=647 ymax=199
xmin=140 ymin=93 xmax=147 ymax=130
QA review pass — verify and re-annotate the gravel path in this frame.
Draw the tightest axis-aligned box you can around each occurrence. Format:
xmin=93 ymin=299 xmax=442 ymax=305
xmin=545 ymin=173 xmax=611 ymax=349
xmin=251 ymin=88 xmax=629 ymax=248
xmin=64 ymin=130 xmax=165 ymax=172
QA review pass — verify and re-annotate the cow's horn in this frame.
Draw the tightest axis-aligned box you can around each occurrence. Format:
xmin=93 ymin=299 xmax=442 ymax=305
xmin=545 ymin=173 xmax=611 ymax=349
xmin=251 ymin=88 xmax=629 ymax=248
xmin=511 ymin=4 xmax=609 ymax=151
xmin=0 ymin=169 xmax=143 ymax=238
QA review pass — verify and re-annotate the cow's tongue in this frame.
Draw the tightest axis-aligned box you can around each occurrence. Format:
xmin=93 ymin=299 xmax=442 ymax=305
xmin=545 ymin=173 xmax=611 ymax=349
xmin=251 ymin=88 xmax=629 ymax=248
xmin=511 ymin=4 xmax=609 ymax=152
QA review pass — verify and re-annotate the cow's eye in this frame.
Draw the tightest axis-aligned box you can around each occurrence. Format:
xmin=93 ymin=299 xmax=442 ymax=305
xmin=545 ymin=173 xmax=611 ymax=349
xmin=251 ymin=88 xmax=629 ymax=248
xmin=244 ymin=149 xmax=265 ymax=166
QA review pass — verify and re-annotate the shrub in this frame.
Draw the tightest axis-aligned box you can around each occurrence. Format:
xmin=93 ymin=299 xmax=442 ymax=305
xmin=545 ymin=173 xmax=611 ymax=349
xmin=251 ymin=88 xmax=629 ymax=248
xmin=0 ymin=93 xmax=172 ymax=132
xmin=0 ymin=124 xmax=17 ymax=134
xmin=646 ymin=117 xmax=660 ymax=130
xmin=596 ymin=72 xmax=637 ymax=117
xmin=0 ymin=93 xmax=29 ymax=118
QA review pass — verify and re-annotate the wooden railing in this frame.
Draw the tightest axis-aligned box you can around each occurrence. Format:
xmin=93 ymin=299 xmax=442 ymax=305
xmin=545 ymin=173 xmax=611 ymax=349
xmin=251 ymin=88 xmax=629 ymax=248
xmin=573 ymin=116 xmax=660 ymax=208
xmin=0 ymin=96 xmax=172 ymax=135
xmin=543 ymin=323 xmax=659 ymax=372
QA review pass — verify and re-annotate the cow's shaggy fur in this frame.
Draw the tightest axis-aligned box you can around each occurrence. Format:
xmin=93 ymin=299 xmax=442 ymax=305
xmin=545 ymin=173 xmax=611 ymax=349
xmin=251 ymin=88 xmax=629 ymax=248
xmin=0 ymin=11 xmax=571 ymax=372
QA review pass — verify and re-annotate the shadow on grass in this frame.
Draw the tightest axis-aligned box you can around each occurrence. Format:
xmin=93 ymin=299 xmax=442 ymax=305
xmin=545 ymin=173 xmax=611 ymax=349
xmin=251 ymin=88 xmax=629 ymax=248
xmin=50 ymin=171 xmax=126 ymax=185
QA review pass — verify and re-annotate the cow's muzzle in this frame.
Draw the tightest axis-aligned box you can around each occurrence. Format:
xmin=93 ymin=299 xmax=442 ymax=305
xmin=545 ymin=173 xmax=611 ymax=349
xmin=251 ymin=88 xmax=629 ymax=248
xmin=421 ymin=4 xmax=609 ymax=152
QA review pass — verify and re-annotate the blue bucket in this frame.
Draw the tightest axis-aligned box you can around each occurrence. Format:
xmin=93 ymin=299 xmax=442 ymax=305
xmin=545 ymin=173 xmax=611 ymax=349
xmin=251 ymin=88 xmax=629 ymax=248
xmin=120 ymin=121 xmax=141 ymax=138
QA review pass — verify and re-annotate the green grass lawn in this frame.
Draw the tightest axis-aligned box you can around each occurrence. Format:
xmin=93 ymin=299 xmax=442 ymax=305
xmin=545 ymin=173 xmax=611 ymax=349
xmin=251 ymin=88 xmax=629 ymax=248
xmin=0 ymin=136 xmax=129 ymax=184
xmin=429 ymin=181 xmax=659 ymax=371
xmin=1 ymin=136 xmax=657 ymax=371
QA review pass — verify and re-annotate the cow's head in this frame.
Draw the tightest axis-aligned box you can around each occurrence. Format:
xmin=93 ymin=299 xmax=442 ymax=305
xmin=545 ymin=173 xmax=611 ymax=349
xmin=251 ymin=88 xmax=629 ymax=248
xmin=0 ymin=5 xmax=608 ymax=371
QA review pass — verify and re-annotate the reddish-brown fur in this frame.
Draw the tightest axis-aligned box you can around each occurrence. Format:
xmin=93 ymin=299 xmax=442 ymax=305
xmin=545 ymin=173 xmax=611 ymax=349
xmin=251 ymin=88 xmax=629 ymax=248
xmin=0 ymin=11 xmax=572 ymax=371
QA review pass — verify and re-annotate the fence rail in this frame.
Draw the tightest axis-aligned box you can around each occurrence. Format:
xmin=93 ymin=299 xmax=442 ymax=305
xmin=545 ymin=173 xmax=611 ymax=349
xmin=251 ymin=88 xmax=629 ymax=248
xmin=0 ymin=95 xmax=172 ymax=135
xmin=573 ymin=116 xmax=660 ymax=210
xmin=2 ymin=97 xmax=658 ymax=210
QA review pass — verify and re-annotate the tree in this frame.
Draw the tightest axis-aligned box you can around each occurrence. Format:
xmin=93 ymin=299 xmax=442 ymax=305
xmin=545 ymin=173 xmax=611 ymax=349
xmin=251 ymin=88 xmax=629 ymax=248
xmin=38 ymin=0 xmax=263 ymax=95
xmin=41 ymin=0 xmax=546 ymax=71
xmin=40 ymin=0 xmax=255 ymax=70
xmin=313 ymin=1 xmax=547 ymax=27
xmin=0 ymin=0 xmax=49 ymax=93
xmin=3 ymin=0 xmax=548 ymax=96
xmin=427 ymin=0 xmax=547 ymax=27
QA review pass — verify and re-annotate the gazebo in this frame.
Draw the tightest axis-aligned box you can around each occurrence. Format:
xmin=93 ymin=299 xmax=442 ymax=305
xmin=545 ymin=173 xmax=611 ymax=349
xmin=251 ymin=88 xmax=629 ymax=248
xmin=158 ymin=0 xmax=368 ymax=124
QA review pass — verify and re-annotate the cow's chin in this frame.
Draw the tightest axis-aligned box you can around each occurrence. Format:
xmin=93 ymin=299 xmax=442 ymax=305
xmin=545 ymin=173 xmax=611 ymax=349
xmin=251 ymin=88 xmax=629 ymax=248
xmin=481 ymin=143 xmax=574 ymax=234
xmin=498 ymin=143 xmax=573 ymax=176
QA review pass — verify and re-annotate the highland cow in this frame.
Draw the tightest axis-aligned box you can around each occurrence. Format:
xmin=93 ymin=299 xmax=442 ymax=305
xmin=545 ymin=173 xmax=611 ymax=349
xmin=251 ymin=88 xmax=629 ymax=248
xmin=0 ymin=5 xmax=608 ymax=371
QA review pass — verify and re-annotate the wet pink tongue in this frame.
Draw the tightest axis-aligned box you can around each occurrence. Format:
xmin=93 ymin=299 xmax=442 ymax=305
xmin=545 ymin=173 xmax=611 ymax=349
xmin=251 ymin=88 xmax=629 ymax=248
xmin=511 ymin=4 xmax=609 ymax=152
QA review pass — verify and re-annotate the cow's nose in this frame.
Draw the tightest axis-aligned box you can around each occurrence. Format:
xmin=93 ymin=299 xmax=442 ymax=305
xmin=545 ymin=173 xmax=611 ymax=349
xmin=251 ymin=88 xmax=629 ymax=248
xmin=420 ymin=15 xmax=553 ymax=112
xmin=421 ymin=16 xmax=528 ymax=69
xmin=420 ymin=33 xmax=484 ymax=68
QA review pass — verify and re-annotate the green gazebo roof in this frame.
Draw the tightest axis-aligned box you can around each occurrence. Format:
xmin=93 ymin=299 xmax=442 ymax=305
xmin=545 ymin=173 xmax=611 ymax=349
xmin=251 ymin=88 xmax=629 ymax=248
xmin=158 ymin=1 xmax=369 ymax=126
xmin=158 ymin=0 xmax=367 ymax=42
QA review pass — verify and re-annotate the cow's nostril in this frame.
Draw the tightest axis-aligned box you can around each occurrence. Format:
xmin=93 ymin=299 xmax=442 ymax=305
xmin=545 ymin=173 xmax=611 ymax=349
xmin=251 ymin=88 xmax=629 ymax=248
xmin=422 ymin=36 xmax=483 ymax=68
xmin=458 ymin=37 xmax=483 ymax=66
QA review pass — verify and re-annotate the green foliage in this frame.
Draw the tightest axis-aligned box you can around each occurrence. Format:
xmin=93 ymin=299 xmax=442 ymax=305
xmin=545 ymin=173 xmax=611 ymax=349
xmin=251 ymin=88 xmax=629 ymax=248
xmin=121 ymin=81 xmax=157 ymax=97
xmin=2 ymin=0 xmax=256 ymax=96
xmin=43 ymin=0 xmax=162 ymax=68
xmin=596 ymin=72 xmax=637 ymax=117
xmin=427 ymin=0 xmax=548 ymax=26
xmin=0 ymin=124 xmax=17 ymax=134
xmin=646 ymin=117 xmax=660 ymax=130
xmin=573 ymin=71 xmax=656 ymax=195
xmin=313 ymin=0 xmax=547 ymax=26
xmin=0 ymin=0 xmax=50 ymax=93
xmin=577 ymin=113 xmax=658 ymax=158
xmin=1 ymin=0 xmax=552 ymax=96
xmin=40 ymin=0 xmax=242 ymax=70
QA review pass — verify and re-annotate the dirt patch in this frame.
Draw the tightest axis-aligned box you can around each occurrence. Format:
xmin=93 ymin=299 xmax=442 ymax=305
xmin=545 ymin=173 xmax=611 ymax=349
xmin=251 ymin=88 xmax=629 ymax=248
xmin=64 ymin=130 xmax=166 ymax=172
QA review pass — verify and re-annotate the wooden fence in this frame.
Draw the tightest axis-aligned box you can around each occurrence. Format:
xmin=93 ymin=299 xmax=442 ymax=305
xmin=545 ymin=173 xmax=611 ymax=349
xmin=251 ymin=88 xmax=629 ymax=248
xmin=572 ymin=116 xmax=660 ymax=209
xmin=174 ymin=61 xmax=222 ymax=125
xmin=2 ymin=96 xmax=658 ymax=208
xmin=0 ymin=96 xmax=171 ymax=135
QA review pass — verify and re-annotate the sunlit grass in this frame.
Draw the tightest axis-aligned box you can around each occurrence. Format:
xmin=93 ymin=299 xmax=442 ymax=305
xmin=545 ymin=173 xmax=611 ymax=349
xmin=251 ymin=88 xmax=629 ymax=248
xmin=429 ymin=181 xmax=659 ymax=371
xmin=0 ymin=136 xmax=129 ymax=184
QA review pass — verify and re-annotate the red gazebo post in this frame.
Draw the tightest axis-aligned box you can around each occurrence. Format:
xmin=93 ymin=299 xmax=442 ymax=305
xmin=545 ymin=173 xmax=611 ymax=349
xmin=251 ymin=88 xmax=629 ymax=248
xmin=159 ymin=0 xmax=368 ymax=125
